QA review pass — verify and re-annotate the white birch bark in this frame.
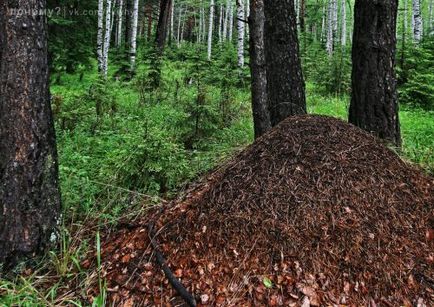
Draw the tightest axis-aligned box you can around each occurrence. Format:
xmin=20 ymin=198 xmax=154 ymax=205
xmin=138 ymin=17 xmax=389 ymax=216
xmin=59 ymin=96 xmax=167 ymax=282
xmin=412 ymin=0 xmax=423 ymax=42
xmin=130 ymin=0 xmax=139 ymax=70
xmin=321 ymin=5 xmax=326 ymax=43
xmin=228 ymin=2 xmax=234 ymax=41
xmin=177 ymin=6 xmax=183 ymax=46
xmin=245 ymin=0 xmax=249 ymax=37
xmin=218 ymin=5 xmax=223 ymax=43
xmin=223 ymin=0 xmax=231 ymax=40
xmin=341 ymin=0 xmax=346 ymax=47
xmin=208 ymin=0 xmax=215 ymax=60
xmin=103 ymin=0 xmax=113 ymax=77
xmin=236 ymin=0 xmax=245 ymax=67
xmin=171 ymin=0 xmax=175 ymax=41
xmin=326 ymin=0 xmax=334 ymax=55
xmin=97 ymin=0 xmax=105 ymax=73
xmin=116 ymin=0 xmax=123 ymax=48
xmin=332 ymin=0 xmax=338 ymax=37
xmin=202 ymin=5 xmax=206 ymax=42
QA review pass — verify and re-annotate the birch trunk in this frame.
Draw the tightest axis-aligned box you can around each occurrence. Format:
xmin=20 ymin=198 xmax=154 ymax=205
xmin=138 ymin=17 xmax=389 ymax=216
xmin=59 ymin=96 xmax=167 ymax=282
xmin=103 ymin=0 xmax=113 ymax=77
xmin=321 ymin=5 xmax=326 ymax=43
xmin=177 ymin=6 xmax=183 ymax=46
xmin=116 ymin=0 xmax=124 ymax=48
xmin=326 ymin=0 xmax=334 ymax=55
xmin=223 ymin=0 xmax=231 ymax=40
xmin=248 ymin=0 xmax=271 ymax=138
xmin=130 ymin=0 xmax=139 ymax=70
xmin=97 ymin=0 xmax=105 ymax=72
xmin=245 ymin=0 xmax=250 ymax=37
xmin=332 ymin=0 xmax=338 ymax=40
xmin=412 ymin=0 xmax=422 ymax=42
xmin=341 ymin=0 xmax=346 ymax=47
xmin=202 ymin=5 xmax=206 ymax=42
xmin=208 ymin=0 xmax=215 ymax=59
xmin=171 ymin=0 xmax=175 ymax=42
xmin=228 ymin=3 xmax=234 ymax=41
xmin=218 ymin=5 xmax=223 ymax=43
xmin=236 ymin=0 xmax=245 ymax=67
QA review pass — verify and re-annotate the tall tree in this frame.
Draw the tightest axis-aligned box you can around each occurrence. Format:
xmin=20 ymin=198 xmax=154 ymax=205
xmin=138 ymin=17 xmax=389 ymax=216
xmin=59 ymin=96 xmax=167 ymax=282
xmin=155 ymin=0 xmax=173 ymax=50
xmin=264 ymin=0 xmax=306 ymax=126
xmin=326 ymin=0 xmax=334 ymax=54
xmin=116 ymin=0 xmax=124 ymax=48
xmin=0 ymin=0 xmax=61 ymax=266
xmin=102 ymin=0 xmax=113 ymax=77
xmin=249 ymin=0 xmax=271 ymax=138
xmin=207 ymin=0 xmax=215 ymax=60
xmin=223 ymin=0 xmax=231 ymax=40
xmin=130 ymin=0 xmax=139 ymax=70
xmin=236 ymin=0 xmax=245 ymax=67
xmin=341 ymin=0 xmax=346 ymax=47
xmin=412 ymin=0 xmax=423 ymax=42
xmin=349 ymin=0 xmax=401 ymax=146
xmin=97 ymin=0 xmax=105 ymax=72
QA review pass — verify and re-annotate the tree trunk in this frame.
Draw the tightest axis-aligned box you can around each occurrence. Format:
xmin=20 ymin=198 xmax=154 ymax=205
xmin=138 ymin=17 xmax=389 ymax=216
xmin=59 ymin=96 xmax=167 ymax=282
xmin=0 ymin=0 xmax=61 ymax=266
xmin=412 ymin=0 xmax=422 ymax=42
xmin=236 ymin=0 xmax=245 ymax=67
xmin=116 ymin=0 xmax=124 ymax=48
xmin=218 ymin=4 xmax=223 ymax=43
xmin=249 ymin=0 xmax=271 ymax=138
xmin=223 ymin=0 xmax=231 ymax=40
xmin=299 ymin=0 xmax=305 ymax=32
xmin=171 ymin=0 xmax=176 ymax=42
xmin=341 ymin=0 xmax=346 ymax=47
xmin=103 ymin=0 xmax=113 ymax=77
xmin=264 ymin=0 xmax=306 ymax=126
xmin=124 ymin=0 xmax=132 ymax=48
xmin=156 ymin=0 xmax=172 ymax=51
xmin=130 ymin=0 xmax=139 ymax=70
xmin=228 ymin=2 xmax=234 ymax=41
xmin=321 ymin=5 xmax=326 ymax=43
xmin=97 ymin=0 xmax=105 ymax=72
xmin=207 ymin=0 xmax=215 ymax=60
xmin=177 ymin=6 xmax=183 ymax=46
xmin=326 ymin=0 xmax=334 ymax=55
xmin=349 ymin=0 xmax=401 ymax=146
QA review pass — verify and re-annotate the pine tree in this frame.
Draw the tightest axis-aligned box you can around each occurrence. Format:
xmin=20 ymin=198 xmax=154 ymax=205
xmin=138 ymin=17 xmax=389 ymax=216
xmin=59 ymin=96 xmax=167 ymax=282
xmin=350 ymin=0 xmax=401 ymax=146
xmin=0 ymin=0 xmax=61 ymax=266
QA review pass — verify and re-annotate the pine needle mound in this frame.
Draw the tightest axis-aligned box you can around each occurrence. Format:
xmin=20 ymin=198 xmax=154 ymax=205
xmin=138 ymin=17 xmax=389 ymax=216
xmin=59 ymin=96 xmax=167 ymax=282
xmin=96 ymin=115 xmax=434 ymax=306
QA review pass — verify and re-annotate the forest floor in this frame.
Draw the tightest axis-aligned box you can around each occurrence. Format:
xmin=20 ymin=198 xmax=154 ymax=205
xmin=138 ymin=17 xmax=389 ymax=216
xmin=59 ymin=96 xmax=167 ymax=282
xmin=0 ymin=52 xmax=433 ymax=306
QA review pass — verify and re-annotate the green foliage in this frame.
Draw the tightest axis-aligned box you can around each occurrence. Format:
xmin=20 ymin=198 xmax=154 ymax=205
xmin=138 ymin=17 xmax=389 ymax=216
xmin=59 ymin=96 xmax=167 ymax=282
xmin=304 ymin=44 xmax=352 ymax=96
xmin=398 ymin=37 xmax=434 ymax=110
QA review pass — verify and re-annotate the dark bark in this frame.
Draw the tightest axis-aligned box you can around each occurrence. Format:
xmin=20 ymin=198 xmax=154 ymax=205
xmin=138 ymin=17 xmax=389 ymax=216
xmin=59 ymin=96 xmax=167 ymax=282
xmin=124 ymin=0 xmax=132 ymax=48
xmin=249 ymin=0 xmax=271 ymax=138
xmin=147 ymin=2 xmax=153 ymax=41
xmin=349 ymin=0 xmax=401 ymax=146
xmin=0 ymin=0 xmax=61 ymax=266
xmin=155 ymin=0 xmax=172 ymax=50
xmin=264 ymin=0 xmax=306 ymax=126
